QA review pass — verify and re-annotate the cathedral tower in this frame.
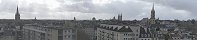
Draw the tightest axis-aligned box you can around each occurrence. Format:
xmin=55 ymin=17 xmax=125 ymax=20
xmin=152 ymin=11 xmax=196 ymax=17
xmin=118 ymin=14 xmax=122 ymax=21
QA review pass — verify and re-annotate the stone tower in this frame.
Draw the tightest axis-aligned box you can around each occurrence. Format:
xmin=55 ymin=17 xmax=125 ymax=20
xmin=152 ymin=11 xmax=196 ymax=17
xmin=149 ymin=4 xmax=156 ymax=24
xmin=118 ymin=14 xmax=122 ymax=21
xmin=15 ymin=6 xmax=20 ymax=21
xmin=150 ymin=4 xmax=155 ymax=20
xmin=74 ymin=17 xmax=76 ymax=21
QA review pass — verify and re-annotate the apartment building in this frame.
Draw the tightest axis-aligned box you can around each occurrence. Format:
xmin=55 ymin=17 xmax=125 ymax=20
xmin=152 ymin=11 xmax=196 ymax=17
xmin=97 ymin=24 xmax=140 ymax=40
xmin=22 ymin=24 xmax=76 ymax=40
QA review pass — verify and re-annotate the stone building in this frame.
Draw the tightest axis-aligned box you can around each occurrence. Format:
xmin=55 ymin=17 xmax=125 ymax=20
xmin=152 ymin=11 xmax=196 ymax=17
xmin=97 ymin=24 xmax=140 ymax=40
xmin=22 ymin=24 xmax=76 ymax=40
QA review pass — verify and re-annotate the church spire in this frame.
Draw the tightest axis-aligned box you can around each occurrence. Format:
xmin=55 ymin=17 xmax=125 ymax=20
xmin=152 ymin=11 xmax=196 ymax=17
xmin=74 ymin=17 xmax=76 ymax=21
xmin=149 ymin=3 xmax=156 ymax=24
xmin=16 ymin=5 xmax=20 ymax=15
xmin=16 ymin=5 xmax=19 ymax=14
xmin=34 ymin=17 xmax=37 ymax=20
xmin=15 ymin=5 xmax=20 ymax=21
xmin=150 ymin=3 xmax=155 ymax=19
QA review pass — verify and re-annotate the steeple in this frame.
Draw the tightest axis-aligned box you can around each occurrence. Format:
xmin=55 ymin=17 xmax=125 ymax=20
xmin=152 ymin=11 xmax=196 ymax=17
xmin=74 ymin=17 xmax=76 ymax=21
xmin=15 ymin=5 xmax=20 ymax=21
xmin=150 ymin=3 xmax=155 ymax=19
xmin=34 ymin=17 xmax=37 ymax=20
xmin=149 ymin=3 xmax=156 ymax=24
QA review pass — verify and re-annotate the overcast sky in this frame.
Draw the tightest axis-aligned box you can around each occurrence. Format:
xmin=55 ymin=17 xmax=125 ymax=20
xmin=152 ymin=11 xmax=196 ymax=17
xmin=0 ymin=0 xmax=196 ymax=20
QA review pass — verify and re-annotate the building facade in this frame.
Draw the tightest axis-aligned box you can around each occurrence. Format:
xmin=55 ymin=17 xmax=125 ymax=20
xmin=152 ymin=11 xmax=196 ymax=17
xmin=97 ymin=24 xmax=140 ymax=40
xmin=22 ymin=24 xmax=76 ymax=40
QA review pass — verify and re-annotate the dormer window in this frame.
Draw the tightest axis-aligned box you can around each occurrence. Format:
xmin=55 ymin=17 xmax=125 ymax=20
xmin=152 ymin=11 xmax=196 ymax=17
xmin=136 ymin=34 xmax=138 ymax=36
xmin=141 ymin=34 xmax=144 ymax=37
xmin=136 ymin=29 xmax=138 ymax=32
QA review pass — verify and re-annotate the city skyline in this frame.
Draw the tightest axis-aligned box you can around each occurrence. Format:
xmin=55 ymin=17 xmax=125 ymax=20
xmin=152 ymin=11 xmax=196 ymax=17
xmin=0 ymin=0 xmax=196 ymax=20
xmin=0 ymin=0 xmax=197 ymax=40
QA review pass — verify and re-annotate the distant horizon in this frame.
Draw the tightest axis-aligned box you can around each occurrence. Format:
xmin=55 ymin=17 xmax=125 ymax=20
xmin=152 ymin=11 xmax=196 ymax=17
xmin=0 ymin=0 xmax=197 ymax=40
xmin=0 ymin=18 xmax=196 ymax=21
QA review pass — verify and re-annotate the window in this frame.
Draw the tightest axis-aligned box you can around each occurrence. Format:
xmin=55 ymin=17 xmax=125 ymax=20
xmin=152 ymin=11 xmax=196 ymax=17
xmin=145 ymin=34 xmax=147 ymax=37
xmin=136 ymin=38 xmax=138 ymax=40
xmin=136 ymin=34 xmax=138 ymax=36
xmin=68 ymin=35 xmax=70 ymax=38
xmin=124 ymin=34 xmax=127 ymax=36
xmin=65 ymin=35 xmax=67 ymax=38
xmin=68 ymin=30 xmax=70 ymax=32
xmin=136 ymin=30 xmax=138 ymax=32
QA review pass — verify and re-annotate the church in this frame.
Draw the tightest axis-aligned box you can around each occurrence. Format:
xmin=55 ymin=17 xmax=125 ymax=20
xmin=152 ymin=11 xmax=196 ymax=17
xmin=0 ymin=2 xmax=196 ymax=40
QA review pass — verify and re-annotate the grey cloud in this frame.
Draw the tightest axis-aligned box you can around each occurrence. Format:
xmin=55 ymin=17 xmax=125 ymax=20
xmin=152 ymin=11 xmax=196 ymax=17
xmin=20 ymin=3 xmax=53 ymax=19
xmin=57 ymin=0 xmax=151 ymax=13
xmin=165 ymin=0 xmax=197 ymax=17
xmin=0 ymin=0 xmax=53 ymax=19
xmin=0 ymin=0 xmax=196 ymax=20
xmin=142 ymin=0 xmax=197 ymax=19
xmin=57 ymin=0 xmax=154 ymax=20
xmin=0 ymin=0 xmax=18 ymax=19
xmin=56 ymin=0 xmax=196 ymax=20
xmin=0 ymin=0 xmax=17 ymax=13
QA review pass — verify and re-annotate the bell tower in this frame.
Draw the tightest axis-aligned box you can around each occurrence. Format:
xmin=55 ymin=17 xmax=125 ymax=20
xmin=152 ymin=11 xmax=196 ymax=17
xmin=15 ymin=6 xmax=20 ymax=21
xmin=150 ymin=4 xmax=155 ymax=20
xmin=149 ymin=4 xmax=156 ymax=24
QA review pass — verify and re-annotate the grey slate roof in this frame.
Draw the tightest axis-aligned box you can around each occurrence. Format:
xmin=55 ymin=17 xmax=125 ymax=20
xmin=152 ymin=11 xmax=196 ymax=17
xmin=117 ymin=26 xmax=133 ymax=32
